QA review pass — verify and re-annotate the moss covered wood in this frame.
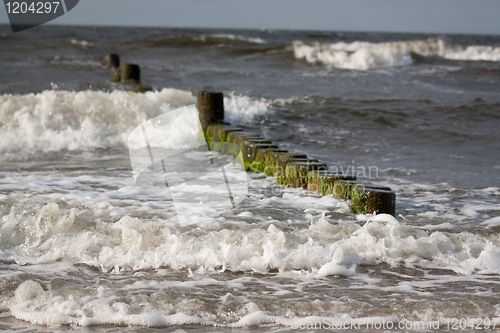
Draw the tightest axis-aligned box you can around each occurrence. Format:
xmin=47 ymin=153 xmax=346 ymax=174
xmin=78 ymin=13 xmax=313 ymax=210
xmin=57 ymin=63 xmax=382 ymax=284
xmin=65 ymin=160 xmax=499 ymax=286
xmin=332 ymin=180 xmax=363 ymax=200
xmin=251 ymin=148 xmax=288 ymax=172
xmin=351 ymin=188 xmax=396 ymax=215
xmin=264 ymin=153 xmax=308 ymax=176
xmin=243 ymin=143 xmax=279 ymax=163
xmin=197 ymin=91 xmax=225 ymax=133
xmin=307 ymin=171 xmax=357 ymax=195
xmin=284 ymin=162 xmax=328 ymax=188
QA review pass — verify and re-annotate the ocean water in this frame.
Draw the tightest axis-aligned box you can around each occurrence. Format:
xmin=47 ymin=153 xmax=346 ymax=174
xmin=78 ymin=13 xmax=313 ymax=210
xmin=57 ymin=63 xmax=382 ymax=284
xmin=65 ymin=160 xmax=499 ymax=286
xmin=1 ymin=25 xmax=500 ymax=332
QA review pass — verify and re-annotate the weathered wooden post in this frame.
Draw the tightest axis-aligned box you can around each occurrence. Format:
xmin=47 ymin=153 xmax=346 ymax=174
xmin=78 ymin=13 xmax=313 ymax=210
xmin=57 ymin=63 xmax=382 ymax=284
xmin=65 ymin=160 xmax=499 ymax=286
xmin=206 ymin=125 xmax=243 ymax=143
xmin=284 ymin=162 xmax=327 ymax=188
xmin=307 ymin=171 xmax=356 ymax=194
xmin=197 ymin=91 xmax=225 ymax=134
xmin=108 ymin=54 xmax=120 ymax=69
xmin=351 ymin=187 xmax=396 ymax=216
xmin=195 ymin=91 xmax=397 ymax=216
xmin=121 ymin=64 xmax=141 ymax=83
xmin=108 ymin=54 xmax=121 ymax=81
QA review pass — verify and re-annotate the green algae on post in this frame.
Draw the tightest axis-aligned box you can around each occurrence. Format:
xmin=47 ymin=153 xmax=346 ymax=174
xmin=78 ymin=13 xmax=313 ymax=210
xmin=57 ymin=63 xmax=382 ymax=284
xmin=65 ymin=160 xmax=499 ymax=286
xmin=284 ymin=162 xmax=328 ymax=188
xmin=206 ymin=125 xmax=243 ymax=143
xmin=243 ymin=143 xmax=279 ymax=162
xmin=251 ymin=148 xmax=288 ymax=173
xmin=307 ymin=171 xmax=356 ymax=195
xmin=351 ymin=187 xmax=396 ymax=216
xmin=275 ymin=158 xmax=313 ymax=182
xmin=242 ymin=143 xmax=279 ymax=171
xmin=195 ymin=90 xmax=398 ymax=217
xmin=275 ymin=158 xmax=319 ymax=184
xmin=264 ymin=152 xmax=308 ymax=176
xmin=332 ymin=180 xmax=363 ymax=200
xmin=219 ymin=126 xmax=244 ymax=142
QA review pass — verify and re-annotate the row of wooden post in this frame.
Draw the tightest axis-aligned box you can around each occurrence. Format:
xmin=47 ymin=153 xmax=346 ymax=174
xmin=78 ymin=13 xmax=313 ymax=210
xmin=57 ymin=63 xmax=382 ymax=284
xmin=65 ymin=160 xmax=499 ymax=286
xmin=197 ymin=91 xmax=397 ymax=216
xmin=108 ymin=53 xmax=141 ymax=83
xmin=107 ymin=54 xmax=151 ymax=92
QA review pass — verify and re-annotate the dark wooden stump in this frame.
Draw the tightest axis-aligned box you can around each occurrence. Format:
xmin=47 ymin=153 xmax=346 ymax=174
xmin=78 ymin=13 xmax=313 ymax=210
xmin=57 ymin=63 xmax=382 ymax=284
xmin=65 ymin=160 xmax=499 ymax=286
xmin=108 ymin=54 xmax=120 ymax=68
xmin=228 ymin=132 xmax=261 ymax=147
xmin=351 ymin=187 xmax=396 ymax=216
xmin=333 ymin=180 xmax=362 ymax=200
xmin=197 ymin=91 xmax=225 ymax=133
xmin=121 ymin=64 xmax=140 ymax=83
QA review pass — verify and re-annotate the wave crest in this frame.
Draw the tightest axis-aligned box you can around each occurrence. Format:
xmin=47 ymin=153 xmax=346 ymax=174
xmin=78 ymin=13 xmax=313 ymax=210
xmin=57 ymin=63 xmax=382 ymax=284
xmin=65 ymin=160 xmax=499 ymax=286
xmin=293 ymin=39 xmax=500 ymax=70
xmin=0 ymin=89 xmax=268 ymax=155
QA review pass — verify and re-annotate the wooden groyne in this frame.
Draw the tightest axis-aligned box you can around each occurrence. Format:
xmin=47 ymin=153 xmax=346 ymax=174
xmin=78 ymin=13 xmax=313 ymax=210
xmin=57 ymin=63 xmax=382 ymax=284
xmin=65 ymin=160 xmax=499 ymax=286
xmin=199 ymin=91 xmax=397 ymax=216
xmin=105 ymin=54 xmax=396 ymax=216
xmin=106 ymin=54 xmax=152 ymax=93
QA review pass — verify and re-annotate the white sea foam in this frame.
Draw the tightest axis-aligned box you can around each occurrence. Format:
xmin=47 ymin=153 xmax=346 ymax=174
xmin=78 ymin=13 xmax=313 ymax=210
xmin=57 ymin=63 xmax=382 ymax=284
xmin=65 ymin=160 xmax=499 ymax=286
xmin=223 ymin=92 xmax=269 ymax=125
xmin=293 ymin=39 xmax=500 ymax=70
xmin=0 ymin=89 xmax=269 ymax=155
xmin=2 ymin=172 xmax=500 ymax=328
xmin=5 ymin=279 xmax=405 ymax=328
xmin=7 ymin=280 xmax=415 ymax=330
xmin=2 ymin=186 xmax=500 ymax=277
xmin=10 ymin=280 xmax=214 ymax=327
xmin=482 ymin=216 xmax=500 ymax=227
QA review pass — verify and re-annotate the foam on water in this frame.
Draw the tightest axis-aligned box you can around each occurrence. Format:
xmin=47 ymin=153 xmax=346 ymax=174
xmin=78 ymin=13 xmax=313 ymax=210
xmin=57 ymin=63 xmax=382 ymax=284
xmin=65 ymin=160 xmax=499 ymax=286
xmin=223 ymin=92 xmax=269 ymax=125
xmin=2 ymin=170 xmax=500 ymax=327
xmin=2 ymin=27 xmax=500 ymax=331
xmin=0 ymin=89 xmax=269 ymax=156
xmin=293 ymin=39 xmax=500 ymax=70
xmin=9 ymin=270 xmax=498 ymax=329
xmin=10 ymin=280 xmax=213 ymax=327
xmin=2 ymin=174 xmax=500 ymax=276
xmin=4 ymin=277 xmax=408 ymax=328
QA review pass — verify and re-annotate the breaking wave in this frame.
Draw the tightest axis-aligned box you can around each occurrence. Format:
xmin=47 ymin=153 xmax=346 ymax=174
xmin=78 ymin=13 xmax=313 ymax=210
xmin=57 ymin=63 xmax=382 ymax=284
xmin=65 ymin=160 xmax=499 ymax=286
xmin=0 ymin=89 xmax=269 ymax=155
xmin=293 ymin=39 xmax=500 ymax=70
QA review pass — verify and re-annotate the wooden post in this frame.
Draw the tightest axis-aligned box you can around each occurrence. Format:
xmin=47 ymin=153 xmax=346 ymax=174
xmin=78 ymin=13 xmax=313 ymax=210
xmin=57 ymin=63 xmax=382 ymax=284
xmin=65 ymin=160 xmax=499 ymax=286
xmin=283 ymin=162 xmax=327 ymax=188
xmin=197 ymin=91 xmax=224 ymax=133
xmin=108 ymin=54 xmax=120 ymax=69
xmin=351 ymin=187 xmax=396 ymax=216
xmin=196 ymin=90 xmax=397 ymax=216
xmin=307 ymin=171 xmax=356 ymax=195
xmin=121 ymin=64 xmax=140 ymax=83
xmin=109 ymin=54 xmax=121 ymax=81
xmin=206 ymin=125 xmax=243 ymax=143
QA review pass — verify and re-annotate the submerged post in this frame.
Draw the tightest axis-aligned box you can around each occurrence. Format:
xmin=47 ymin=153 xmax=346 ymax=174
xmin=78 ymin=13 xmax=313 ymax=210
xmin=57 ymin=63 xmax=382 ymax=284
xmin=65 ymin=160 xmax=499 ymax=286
xmin=121 ymin=64 xmax=140 ymax=83
xmin=197 ymin=91 xmax=224 ymax=133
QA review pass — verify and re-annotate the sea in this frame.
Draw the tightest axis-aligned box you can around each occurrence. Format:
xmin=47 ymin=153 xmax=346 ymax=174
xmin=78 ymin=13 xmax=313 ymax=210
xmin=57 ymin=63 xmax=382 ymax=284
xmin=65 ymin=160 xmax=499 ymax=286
xmin=0 ymin=25 xmax=500 ymax=332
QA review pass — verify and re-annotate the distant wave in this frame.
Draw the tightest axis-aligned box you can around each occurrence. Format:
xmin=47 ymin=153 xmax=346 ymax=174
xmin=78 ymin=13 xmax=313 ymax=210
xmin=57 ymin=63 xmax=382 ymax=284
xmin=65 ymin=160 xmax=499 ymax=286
xmin=209 ymin=33 xmax=267 ymax=44
xmin=150 ymin=33 xmax=267 ymax=47
xmin=293 ymin=39 xmax=500 ymax=70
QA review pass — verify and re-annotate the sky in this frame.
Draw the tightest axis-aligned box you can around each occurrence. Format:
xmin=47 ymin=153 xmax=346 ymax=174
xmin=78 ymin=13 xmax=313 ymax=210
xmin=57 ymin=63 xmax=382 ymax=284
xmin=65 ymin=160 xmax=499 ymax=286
xmin=1 ymin=0 xmax=500 ymax=35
